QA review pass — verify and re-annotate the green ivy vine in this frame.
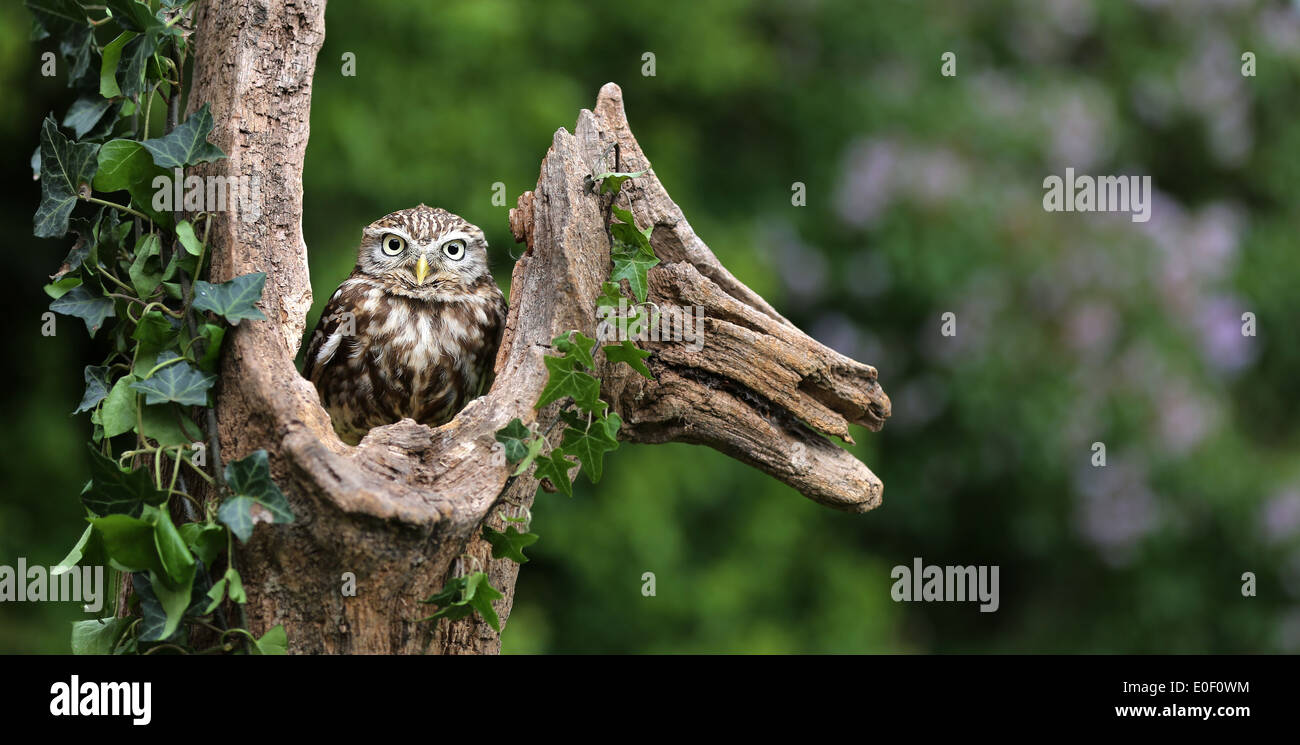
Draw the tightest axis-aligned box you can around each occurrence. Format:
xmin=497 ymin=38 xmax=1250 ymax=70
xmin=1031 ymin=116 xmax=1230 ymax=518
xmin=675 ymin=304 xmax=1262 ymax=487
xmin=419 ymin=170 xmax=657 ymax=631
xmin=30 ymin=0 xmax=290 ymax=654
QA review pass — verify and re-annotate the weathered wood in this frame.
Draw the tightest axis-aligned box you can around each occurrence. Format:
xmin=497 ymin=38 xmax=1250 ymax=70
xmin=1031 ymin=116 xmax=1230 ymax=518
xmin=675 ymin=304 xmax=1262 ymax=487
xmin=187 ymin=0 xmax=889 ymax=653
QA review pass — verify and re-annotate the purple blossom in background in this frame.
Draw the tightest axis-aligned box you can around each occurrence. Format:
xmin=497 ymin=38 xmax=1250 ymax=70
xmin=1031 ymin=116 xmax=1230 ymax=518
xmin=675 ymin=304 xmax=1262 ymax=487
xmin=1177 ymin=32 xmax=1252 ymax=165
xmin=910 ymin=148 xmax=968 ymax=206
xmin=1155 ymin=379 xmax=1219 ymax=455
xmin=969 ymin=71 xmax=1027 ymax=122
xmin=1064 ymin=300 xmax=1120 ymax=356
xmin=889 ymin=374 xmax=948 ymax=432
xmin=835 ymin=138 xmax=968 ymax=229
xmin=1194 ymin=294 xmax=1257 ymax=375
xmin=1260 ymin=489 xmax=1300 ymax=544
xmin=1259 ymin=6 xmax=1300 ymax=52
xmin=843 ymin=250 xmax=892 ymax=300
xmin=808 ymin=312 xmax=866 ymax=361
xmin=1074 ymin=462 xmax=1160 ymax=567
xmin=1184 ymin=204 xmax=1242 ymax=282
xmin=757 ymin=220 xmax=827 ymax=305
xmin=1044 ymin=89 xmax=1113 ymax=171
xmin=835 ymin=138 xmax=899 ymax=229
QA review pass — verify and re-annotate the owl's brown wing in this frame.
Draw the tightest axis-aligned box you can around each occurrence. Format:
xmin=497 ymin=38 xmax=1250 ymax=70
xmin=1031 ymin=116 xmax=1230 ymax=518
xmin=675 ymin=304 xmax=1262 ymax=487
xmin=302 ymin=279 xmax=363 ymax=383
xmin=474 ymin=290 xmax=509 ymax=396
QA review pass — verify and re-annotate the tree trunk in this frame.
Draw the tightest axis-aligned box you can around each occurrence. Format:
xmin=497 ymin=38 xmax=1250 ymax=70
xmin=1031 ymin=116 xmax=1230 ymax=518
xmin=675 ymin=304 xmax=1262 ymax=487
xmin=188 ymin=0 xmax=890 ymax=654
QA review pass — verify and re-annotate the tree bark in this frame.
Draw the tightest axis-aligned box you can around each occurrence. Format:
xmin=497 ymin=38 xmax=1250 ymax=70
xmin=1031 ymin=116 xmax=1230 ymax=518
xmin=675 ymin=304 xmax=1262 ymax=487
xmin=188 ymin=1 xmax=890 ymax=654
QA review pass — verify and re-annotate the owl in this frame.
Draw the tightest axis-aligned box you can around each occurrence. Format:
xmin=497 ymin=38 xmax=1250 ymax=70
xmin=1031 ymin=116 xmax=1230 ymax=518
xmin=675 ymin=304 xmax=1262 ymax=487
xmin=303 ymin=205 xmax=508 ymax=445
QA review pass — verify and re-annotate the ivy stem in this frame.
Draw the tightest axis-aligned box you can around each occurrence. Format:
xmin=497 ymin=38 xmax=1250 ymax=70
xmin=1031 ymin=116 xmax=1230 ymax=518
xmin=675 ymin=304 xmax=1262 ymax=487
xmin=140 ymin=300 xmax=186 ymax=320
xmin=142 ymin=354 xmax=185 ymax=379
xmin=181 ymin=454 xmax=215 ymax=484
xmin=82 ymin=195 xmax=149 ymax=222
xmin=98 ymin=269 xmax=136 ymax=295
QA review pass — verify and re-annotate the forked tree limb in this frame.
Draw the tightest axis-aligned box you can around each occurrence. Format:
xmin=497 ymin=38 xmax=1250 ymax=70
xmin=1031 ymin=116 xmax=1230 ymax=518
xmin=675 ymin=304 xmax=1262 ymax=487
xmin=187 ymin=0 xmax=889 ymax=654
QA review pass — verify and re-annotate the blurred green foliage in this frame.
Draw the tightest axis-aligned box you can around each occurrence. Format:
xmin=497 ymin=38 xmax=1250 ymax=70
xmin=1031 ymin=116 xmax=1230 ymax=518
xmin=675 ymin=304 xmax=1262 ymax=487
xmin=3 ymin=0 xmax=1299 ymax=653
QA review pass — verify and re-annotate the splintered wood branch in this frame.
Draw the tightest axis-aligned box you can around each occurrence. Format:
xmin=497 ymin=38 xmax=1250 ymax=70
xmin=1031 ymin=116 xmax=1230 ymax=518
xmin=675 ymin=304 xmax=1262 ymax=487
xmin=189 ymin=0 xmax=888 ymax=654
xmin=511 ymin=83 xmax=891 ymax=513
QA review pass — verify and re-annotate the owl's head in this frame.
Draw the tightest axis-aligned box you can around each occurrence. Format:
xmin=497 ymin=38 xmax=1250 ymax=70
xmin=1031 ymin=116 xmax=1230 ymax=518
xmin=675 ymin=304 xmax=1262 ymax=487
xmin=355 ymin=205 xmax=492 ymax=297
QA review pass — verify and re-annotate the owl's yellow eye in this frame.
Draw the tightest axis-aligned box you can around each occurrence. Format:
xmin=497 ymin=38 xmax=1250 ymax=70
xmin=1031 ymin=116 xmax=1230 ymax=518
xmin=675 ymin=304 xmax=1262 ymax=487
xmin=381 ymin=233 xmax=406 ymax=256
xmin=442 ymin=239 xmax=466 ymax=261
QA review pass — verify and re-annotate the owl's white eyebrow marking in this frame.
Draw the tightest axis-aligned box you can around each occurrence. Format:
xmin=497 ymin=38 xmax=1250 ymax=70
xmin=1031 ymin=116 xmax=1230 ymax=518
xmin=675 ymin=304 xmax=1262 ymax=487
xmin=436 ymin=230 xmax=475 ymax=249
xmin=365 ymin=226 xmax=415 ymax=245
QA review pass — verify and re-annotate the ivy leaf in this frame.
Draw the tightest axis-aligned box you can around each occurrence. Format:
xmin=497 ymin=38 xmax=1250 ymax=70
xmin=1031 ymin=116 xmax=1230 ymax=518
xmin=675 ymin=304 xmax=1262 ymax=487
xmin=62 ymin=95 xmax=114 ymax=139
xmin=53 ymin=524 xmax=106 ymax=577
xmin=147 ymin=504 xmax=196 ymax=588
xmin=106 ymin=0 xmax=161 ymax=32
xmin=610 ymin=244 xmax=660 ymax=305
xmin=116 ymin=30 xmax=158 ymax=99
xmin=559 ymin=411 xmax=621 ymax=483
xmin=225 ymin=568 xmax=246 ymax=604
xmin=34 ymin=115 xmax=99 ymax=238
xmin=217 ymin=497 xmax=256 ymax=544
xmin=225 ymin=450 xmax=294 ymax=521
xmin=131 ymin=308 xmax=179 ymax=349
xmin=140 ymin=103 xmax=226 ymax=168
xmin=552 ymin=330 xmax=597 ymax=370
xmin=44 ymin=276 xmax=81 ymax=300
xmin=419 ymin=575 xmax=470 ymax=612
xmin=610 ymin=204 xmax=653 ymax=247
xmin=482 ymin=525 xmax=539 ymax=564
xmin=131 ymin=353 xmax=215 ymax=406
xmin=100 ymin=31 xmax=134 ymax=98
xmin=251 ymin=624 xmax=287 ymax=655
xmin=175 ymin=219 xmax=203 ymax=256
xmin=205 ymin=568 xmax=247 ymax=613
xmin=535 ymin=354 xmax=601 ymax=412
xmin=462 ymin=572 xmax=504 ymax=632
xmin=495 ymin=418 xmax=545 ymax=476
xmin=58 ymin=25 xmax=94 ymax=87
xmin=162 ymin=245 xmax=198 ymax=282
xmin=139 ymin=403 xmax=202 ymax=447
xmin=128 ymin=232 xmax=163 ymax=298
xmin=72 ymin=618 xmax=131 ymax=655
xmin=603 ymin=340 xmax=654 ymax=379
xmin=533 ymin=450 xmax=577 ymax=497
xmin=218 ymin=449 xmax=295 ymax=543
xmin=196 ymin=323 xmax=226 ymax=372
xmin=25 ymin=0 xmax=87 ymax=36
xmin=203 ymin=576 xmax=227 ymax=615
xmin=595 ymin=280 xmax=624 ymax=311
xmin=192 ymin=272 xmax=268 ymax=324
xmin=88 ymin=514 xmax=163 ymax=574
xmin=179 ymin=523 xmax=226 ymax=568
xmin=74 ymin=365 xmax=112 ymax=414
xmin=100 ymin=374 xmax=138 ymax=438
xmin=50 ymin=284 xmax=115 ymax=336
xmin=82 ymin=443 xmax=166 ymax=517
xmin=417 ymin=573 xmax=502 ymax=631
xmin=593 ymin=169 xmax=646 ymax=194
xmin=131 ymin=570 xmax=192 ymax=643
xmin=130 ymin=572 xmax=170 ymax=641
xmin=94 ymin=138 xmax=159 ymax=193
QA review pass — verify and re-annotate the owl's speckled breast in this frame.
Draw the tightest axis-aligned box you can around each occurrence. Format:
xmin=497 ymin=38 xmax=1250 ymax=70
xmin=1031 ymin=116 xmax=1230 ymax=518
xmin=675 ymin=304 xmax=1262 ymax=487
xmin=306 ymin=275 xmax=506 ymax=445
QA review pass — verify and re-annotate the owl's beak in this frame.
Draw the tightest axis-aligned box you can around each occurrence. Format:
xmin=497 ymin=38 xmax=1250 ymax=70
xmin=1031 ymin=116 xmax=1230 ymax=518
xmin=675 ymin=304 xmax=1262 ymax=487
xmin=414 ymin=255 xmax=431 ymax=285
